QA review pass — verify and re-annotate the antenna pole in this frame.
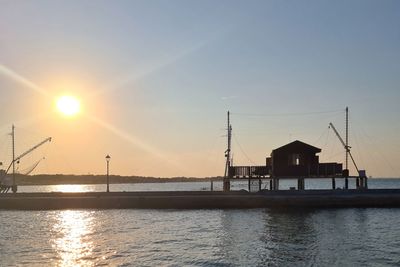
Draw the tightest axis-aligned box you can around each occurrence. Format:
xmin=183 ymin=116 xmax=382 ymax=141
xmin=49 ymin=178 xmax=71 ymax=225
xmin=12 ymin=125 xmax=16 ymax=192
xmin=345 ymin=107 xmax=349 ymax=170
xmin=223 ymin=111 xmax=232 ymax=191
xmin=345 ymin=107 xmax=349 ymax=189
xmin=227 ymin=111 xmax=231 ymax=166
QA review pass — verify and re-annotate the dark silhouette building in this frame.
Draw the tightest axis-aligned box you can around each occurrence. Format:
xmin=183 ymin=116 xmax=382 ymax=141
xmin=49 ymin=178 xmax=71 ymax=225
xmin=229 ymin=140 xmax=342 ymax=178
xmin=267 ymin=140 xmax=342 ymax=178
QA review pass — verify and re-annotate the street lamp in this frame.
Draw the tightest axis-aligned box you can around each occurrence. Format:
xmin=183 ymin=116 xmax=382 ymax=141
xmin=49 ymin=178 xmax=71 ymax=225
xmin=106 ymin=154 xmax=111 ymax=193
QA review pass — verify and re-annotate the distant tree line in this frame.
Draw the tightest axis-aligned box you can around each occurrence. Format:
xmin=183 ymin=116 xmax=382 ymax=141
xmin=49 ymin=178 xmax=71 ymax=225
xmin=13 ymin=174 xmax=223 ymax=185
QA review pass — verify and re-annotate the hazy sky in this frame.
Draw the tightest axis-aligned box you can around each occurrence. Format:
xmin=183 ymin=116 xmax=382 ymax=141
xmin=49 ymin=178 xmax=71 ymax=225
xmin=0 ymin=0 xmax=399 ymax=177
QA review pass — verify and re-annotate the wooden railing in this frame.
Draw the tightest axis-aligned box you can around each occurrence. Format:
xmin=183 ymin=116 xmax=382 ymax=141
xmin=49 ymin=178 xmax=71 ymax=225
xmin=229 ymin=166 xmax=270 ymax=178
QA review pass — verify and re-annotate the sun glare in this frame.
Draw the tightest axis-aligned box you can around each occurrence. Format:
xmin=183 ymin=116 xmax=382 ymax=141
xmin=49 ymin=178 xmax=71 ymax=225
xmin=56 ymin=95 xmax=80 ymax=117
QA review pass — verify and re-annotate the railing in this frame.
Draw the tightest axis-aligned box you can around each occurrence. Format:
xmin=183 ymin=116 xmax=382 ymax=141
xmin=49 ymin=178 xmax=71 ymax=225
xmin=229 ymin=166 xmax=270 ymax=178
xmin=318 ymin=163 xmax=343 ymax=176
xmin=228 ymin=163 xmax=342 ymax=178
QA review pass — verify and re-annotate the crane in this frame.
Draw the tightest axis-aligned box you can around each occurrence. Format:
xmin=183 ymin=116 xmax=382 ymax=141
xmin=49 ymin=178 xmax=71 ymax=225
xmin=328 ymin=122 xmax=359 ymax=174
xmin=1 ymin=125 xmax=52 ymax=193
xmin=3 ymin=137 xmax=52 ymax=176
xmin=329 ymin=107 xmax=368 ymax=189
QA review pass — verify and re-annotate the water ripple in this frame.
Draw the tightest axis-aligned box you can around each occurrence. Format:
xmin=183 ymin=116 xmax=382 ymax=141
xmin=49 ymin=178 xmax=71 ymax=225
xmin=1 ymin=204 xmax=400 ymax=266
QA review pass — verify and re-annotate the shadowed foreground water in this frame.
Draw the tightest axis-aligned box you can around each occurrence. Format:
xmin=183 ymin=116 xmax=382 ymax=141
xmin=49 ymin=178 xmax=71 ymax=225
xmin=1 ymin=208 xmax=400 ymax=266
xmin=1 ymin=179 xmax=400 ymax=266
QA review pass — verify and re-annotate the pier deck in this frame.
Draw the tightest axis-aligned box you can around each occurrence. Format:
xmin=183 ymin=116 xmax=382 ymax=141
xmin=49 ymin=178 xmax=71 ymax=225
xmin=1 ymin=189 xmax=400 ymax=210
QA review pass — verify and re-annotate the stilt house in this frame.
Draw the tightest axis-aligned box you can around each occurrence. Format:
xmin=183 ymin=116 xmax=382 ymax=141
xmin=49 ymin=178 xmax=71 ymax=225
xmin=267 ymin=140 xmax=342 ymax=178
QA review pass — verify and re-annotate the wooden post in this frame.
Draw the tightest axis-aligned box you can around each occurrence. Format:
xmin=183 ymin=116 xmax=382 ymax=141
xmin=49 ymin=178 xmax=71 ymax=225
xmin=297 ymin=178 xmax=301 ymax=190
xmin=332 ymin=178 xmax=336 ymax=190
xmin=223 ymin=179 xmax=230 ymax=192
xmin=211 ymin=180 xmax=213 ymax=191
xmin=270 ymin=179 xmax=273 ymax=190
xmin=360 ymin=177 xmax=366 ymax=189
xmin=259 ymin=179 xmax=262 ymax=191
xmin=345 ymin=178 xmax=349 ymax=189
xmin=248 ymin=178 xmax=251 ymax=191
xmin=356 ymin=178 xmax=360 ymax=189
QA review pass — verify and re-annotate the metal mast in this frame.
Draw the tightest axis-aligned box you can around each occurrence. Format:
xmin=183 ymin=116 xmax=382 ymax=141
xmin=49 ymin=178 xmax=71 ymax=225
xmin=12 ymin=125 xmax=16 ymax=192
xmin=223 ymin=111 xmax=232 ymax=191
xmin=345 ymin=107 xmax=349 ymax=171
xmin=329 ymin=107 xmax=355 ymax=189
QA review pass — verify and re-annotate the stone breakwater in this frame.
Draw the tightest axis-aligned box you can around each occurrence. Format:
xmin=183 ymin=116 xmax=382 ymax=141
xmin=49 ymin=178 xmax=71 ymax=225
xmin=1 ymin=189 xmax=400 ymax=210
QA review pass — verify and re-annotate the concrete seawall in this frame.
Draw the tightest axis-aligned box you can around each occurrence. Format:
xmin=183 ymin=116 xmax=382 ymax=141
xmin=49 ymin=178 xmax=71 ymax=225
xmin=1 ymin=189 xmax=400 ymax=210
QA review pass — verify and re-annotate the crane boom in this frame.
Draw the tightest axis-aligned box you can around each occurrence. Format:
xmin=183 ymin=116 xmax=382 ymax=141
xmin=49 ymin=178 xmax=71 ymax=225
xmin=4 ymin=137 xmax=52 ymax=175
xmin=329 ymin=123 xmax=347 ymax=149
xmin=329 ymin=122 xmax=359 ymax=173
xmin=15 ymin=137 xmax=51 ymax=162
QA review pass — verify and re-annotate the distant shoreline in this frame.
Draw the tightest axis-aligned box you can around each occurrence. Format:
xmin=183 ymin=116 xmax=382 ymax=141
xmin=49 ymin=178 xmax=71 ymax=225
xmin=8 ymin=174 xmax=400 ymax=186
xmin=12 ymin=174 xmax=223 ymax=186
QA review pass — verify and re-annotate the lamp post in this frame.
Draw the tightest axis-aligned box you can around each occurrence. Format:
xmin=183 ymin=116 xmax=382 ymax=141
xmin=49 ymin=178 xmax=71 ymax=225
xmin=106 ymin=154 xmax=111 ymax=193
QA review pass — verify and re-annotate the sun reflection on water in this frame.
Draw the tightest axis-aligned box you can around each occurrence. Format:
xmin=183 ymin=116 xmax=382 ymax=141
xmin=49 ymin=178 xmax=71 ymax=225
xmin=51 ymin=184 xmax=89 ymax=193
xmin=52 ymin=210 xmax=95 ymax=266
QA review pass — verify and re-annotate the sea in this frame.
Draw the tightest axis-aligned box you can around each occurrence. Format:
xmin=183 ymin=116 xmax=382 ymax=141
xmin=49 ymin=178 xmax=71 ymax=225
xmin=1 ymin=178 xmax=400 ymax=266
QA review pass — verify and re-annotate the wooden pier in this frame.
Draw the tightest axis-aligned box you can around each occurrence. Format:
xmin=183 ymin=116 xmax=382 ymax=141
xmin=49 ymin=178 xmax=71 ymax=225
xmin=1 ymin=189 xmax=400 ymax=210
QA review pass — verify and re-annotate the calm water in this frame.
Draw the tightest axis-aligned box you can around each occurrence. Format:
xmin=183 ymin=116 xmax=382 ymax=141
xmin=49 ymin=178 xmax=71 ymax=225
xmin=15 ymin=178 xmax=400 ymax=193
xmin=1 ymin=179 xmax=400 ymax=266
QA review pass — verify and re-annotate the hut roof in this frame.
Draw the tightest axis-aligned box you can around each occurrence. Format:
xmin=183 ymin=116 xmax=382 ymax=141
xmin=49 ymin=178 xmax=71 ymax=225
xmin=272 ymin=140 xmax=321 ymax=154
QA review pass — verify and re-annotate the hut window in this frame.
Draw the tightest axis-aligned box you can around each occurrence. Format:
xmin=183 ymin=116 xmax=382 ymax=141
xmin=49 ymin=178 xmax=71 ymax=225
xmin=289 ymin=154 xmax=301 ymax=166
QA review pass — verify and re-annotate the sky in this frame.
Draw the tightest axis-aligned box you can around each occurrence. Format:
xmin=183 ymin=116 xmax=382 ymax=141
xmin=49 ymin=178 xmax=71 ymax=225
xmin=0 ymin=0 xmax=399 ymax=178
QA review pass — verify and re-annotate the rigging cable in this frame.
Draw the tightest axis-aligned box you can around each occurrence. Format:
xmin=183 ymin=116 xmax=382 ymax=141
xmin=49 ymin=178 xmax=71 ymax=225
xmin=231 ymin=109 xmax=344 ymax=117
xmin=326 ymin=126 xmax=342 ymax=162
xmin=232 ymin=133 xmax=256 ymax=165
xmin=18 ymin=158 xmax=45 ymax=175
xmin=323 ymin=126 xmax=331 ymax=153
xmin=357 ymin=121 xmax=399 ymax=177
xmin=313 ymin=126 xmax=330 ymax=146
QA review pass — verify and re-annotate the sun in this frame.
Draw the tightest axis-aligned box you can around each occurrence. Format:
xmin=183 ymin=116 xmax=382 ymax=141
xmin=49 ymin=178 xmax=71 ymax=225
xmin=56 ymin=95 xmax=81 ymax=117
